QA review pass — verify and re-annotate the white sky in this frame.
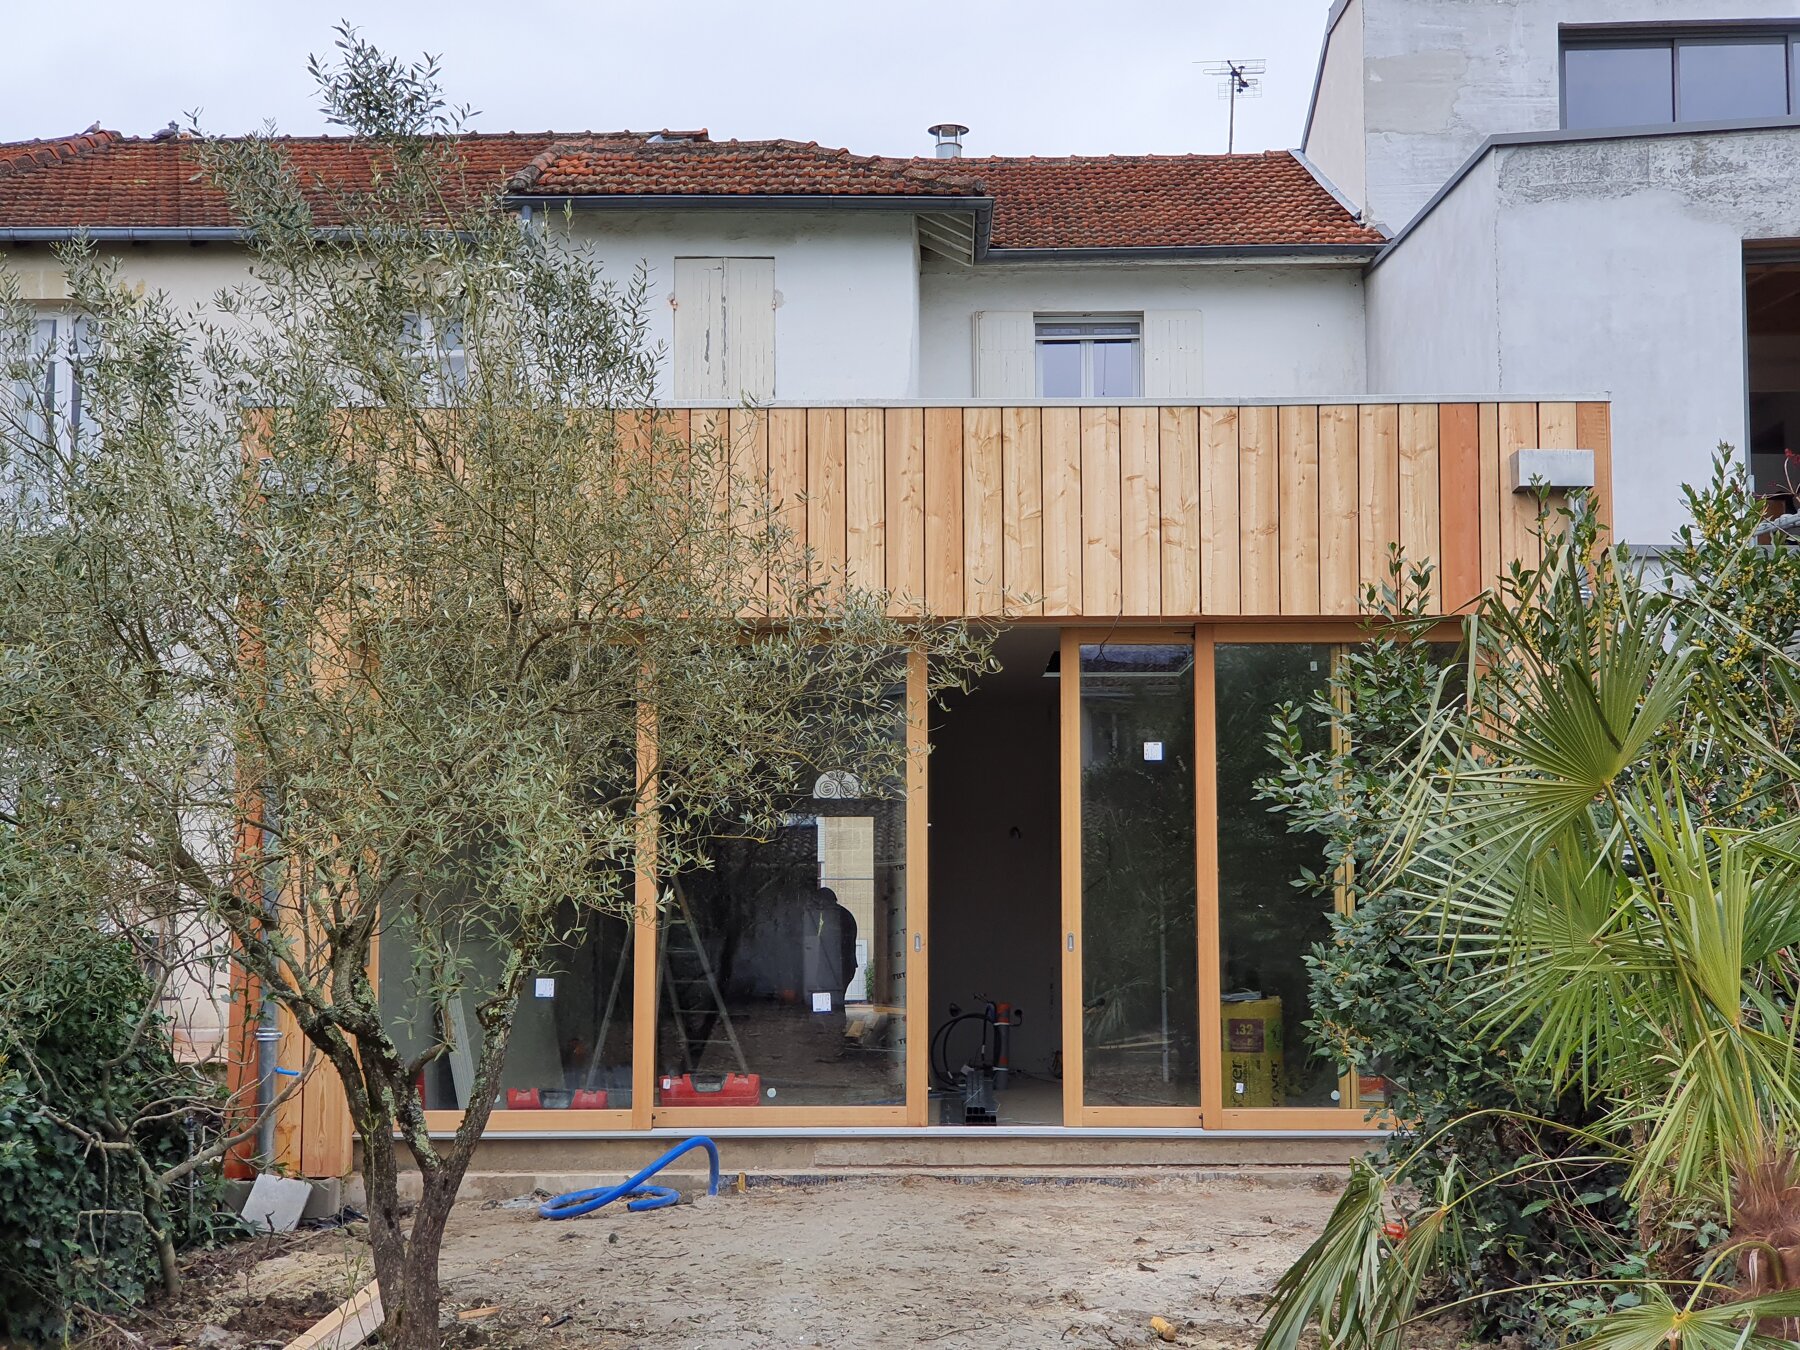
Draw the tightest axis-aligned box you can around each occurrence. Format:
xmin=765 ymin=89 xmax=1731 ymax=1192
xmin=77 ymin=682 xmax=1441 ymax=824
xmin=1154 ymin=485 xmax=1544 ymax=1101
xmin=6 ymin=1 xmax=1332 ymax=157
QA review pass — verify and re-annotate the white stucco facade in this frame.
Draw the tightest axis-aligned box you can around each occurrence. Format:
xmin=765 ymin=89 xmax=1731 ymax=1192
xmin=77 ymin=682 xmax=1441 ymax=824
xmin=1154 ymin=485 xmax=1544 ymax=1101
xmin=917 ymin=259 xmax=1367 ymax=400
xmin=549 ymin=208 xmax=924 ymax=401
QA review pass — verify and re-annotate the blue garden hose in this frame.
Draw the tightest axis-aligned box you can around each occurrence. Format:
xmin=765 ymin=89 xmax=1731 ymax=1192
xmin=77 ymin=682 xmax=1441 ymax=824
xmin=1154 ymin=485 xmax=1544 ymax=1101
xmin=538 ymin=1135 xmax=721 ymax=1219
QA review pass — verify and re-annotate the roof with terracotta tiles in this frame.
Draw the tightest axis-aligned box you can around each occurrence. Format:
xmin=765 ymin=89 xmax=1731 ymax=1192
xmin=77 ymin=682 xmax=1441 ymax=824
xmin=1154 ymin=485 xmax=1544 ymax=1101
xmin=0 ymin=129 xmax=1379 ymax=251
xmin=965 ymin=152 xmax=1382 ymax=250
xmin=509 ymin=136 xmax=981 ymax=199
xmin=0 ymin=131 xmax=565 ymax=230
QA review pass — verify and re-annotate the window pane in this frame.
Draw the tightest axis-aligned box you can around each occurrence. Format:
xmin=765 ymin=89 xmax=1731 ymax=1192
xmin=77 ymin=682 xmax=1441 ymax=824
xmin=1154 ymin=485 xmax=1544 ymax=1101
xmin=1564 ymin=45 xmax=1674 ymax=129
xmin=379 ymin=896 xmax=635 ymax=1112
xmin=1677 ymin=40 xmax=1789 ymax=122
xmin=1079 ymin=642 xmax=1198 ymax=1107
xmin=1215 ymin=644 xmax=1339 ymax=1109
xmin=657 ymin=673 xmax=910 ymax=1108
xmin=1038 ymin=340 xmax=1083 ymax=398
xmin=1038 ymin=320 xmax=1138 ymax=339
xmin=1092 ymin=340 xmax=1141 ymax=399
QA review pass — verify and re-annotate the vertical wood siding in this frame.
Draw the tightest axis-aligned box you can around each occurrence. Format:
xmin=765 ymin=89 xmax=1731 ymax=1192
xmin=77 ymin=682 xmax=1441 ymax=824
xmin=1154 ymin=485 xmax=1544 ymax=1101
xmin=692 ymin=401 xmax=1609 ymax=621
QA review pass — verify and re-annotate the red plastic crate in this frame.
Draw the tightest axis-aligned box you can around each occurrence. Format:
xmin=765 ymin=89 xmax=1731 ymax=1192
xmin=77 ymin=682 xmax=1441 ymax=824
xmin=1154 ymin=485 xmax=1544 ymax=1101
xmin=570 ymin=1089 xmax=608 ymax=1110
xmin=658 ymin=1072 xmax=762 ymax=1106
xmin=505 ymin=1088 xmax=542 ymax=1110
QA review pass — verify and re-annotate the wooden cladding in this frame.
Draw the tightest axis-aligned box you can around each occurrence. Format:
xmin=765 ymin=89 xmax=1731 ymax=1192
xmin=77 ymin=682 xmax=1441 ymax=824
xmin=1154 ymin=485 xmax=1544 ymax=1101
xmin=692 ymin=402 xmax=1611 ymax=620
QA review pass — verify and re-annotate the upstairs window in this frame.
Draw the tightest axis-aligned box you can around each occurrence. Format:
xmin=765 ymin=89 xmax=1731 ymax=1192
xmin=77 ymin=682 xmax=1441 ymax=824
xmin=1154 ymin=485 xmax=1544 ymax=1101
xmin=1034 ymin=316 xmax=1141 ymax=399
xmin=1563 ymin=29 xmax=1799 ymax=130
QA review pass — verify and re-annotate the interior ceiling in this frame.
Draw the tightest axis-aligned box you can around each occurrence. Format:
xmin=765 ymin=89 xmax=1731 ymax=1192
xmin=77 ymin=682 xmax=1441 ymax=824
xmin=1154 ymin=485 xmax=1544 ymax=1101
xmin=1746 ymin=261 xmax=1800 ymax=336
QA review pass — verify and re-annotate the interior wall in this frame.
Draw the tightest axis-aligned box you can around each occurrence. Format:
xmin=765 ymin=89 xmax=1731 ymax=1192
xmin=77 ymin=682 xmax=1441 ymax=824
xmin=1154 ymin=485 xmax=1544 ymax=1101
xmin=927 ymin=628 xmax=1063 ymax=1078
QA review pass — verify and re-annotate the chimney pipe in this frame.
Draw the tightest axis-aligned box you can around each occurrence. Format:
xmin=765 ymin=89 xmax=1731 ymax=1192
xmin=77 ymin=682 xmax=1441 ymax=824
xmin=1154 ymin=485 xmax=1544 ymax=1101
xmin=928 ymin=123 xmax=969 ymax=159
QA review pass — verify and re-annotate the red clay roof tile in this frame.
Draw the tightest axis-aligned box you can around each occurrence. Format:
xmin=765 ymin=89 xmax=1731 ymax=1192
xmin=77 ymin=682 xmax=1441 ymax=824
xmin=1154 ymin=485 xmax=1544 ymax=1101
xmin=965 ymin=152 xmax=1382 ymax=250
xmin=0 ymin=131 xmax=1378 ymax=250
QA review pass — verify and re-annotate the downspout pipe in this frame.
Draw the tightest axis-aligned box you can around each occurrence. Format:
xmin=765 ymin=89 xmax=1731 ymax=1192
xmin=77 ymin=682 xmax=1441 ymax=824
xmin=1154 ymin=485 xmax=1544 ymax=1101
xmin=255 ymin=788 xmax=282 ymax=1167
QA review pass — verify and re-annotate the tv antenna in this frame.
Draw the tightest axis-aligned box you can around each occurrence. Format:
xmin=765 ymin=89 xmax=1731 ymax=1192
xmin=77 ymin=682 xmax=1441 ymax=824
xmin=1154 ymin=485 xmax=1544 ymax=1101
xmin=1199 ymin=59 xmax=1265 ymax=152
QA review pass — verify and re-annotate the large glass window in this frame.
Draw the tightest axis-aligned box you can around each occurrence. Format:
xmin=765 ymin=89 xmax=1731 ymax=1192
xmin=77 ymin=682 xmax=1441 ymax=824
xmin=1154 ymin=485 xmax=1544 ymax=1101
xmin=1036 ymin=317 xmax=1142 ymax=399
xmin=379 ymin=896 xmax=635 ymax=1112
xmin=1213 ymin=644 xmax=1338 ymax=1110
xmin=1563 ymin=44 xmax=1674 ymax=129
xmin=1078 ymin=642 xmax=1198 ymax=1108
xmin=1563 ymin=30 xmax=1797 ymax=129
xmin=655 ymin=676 xmax=910 ymax=1109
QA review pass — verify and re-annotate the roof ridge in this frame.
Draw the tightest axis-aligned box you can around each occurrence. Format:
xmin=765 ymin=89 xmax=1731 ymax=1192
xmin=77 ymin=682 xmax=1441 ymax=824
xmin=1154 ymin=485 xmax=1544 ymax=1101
xmin=0 ymin=129 xmax=119 ymax=176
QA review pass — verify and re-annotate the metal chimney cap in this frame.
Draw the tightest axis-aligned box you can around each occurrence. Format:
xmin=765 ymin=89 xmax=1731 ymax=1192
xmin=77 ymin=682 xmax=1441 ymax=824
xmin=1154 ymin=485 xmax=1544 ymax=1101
xmin=928 ymin=123 xmax=969 ymax=158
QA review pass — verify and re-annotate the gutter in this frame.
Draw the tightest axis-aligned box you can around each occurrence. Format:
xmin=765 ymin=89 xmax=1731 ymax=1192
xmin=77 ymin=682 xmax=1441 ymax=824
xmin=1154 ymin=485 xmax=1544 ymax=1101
xmin=1369 ymin=114 xmax=1800 ymax=273
xmin=975 ymin=242 xmax=1380 ymax=266
xmin=0 ymin=226 xmax=246 ymax=242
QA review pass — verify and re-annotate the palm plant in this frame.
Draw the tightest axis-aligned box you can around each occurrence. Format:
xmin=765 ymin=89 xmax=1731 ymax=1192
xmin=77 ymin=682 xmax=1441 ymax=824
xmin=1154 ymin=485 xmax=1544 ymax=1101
xmin=1260 ymin=472 xmax=1800 ymax=1348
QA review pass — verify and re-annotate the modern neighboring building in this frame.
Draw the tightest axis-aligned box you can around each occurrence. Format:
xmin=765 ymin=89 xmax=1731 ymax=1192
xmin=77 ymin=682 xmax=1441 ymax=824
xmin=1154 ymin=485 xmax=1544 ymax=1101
xmin=0 ymin=0 xmax=1784 ymax=1175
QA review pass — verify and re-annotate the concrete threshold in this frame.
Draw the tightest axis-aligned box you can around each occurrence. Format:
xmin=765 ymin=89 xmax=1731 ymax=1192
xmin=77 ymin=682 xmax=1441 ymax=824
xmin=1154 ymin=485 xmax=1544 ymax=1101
xmin=416 ymin=1161 xmax=1350 ymax=1207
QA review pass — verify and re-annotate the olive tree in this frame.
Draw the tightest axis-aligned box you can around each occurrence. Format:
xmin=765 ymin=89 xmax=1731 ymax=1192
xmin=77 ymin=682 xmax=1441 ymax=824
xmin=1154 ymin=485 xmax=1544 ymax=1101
xmin=0 ymin=32 xmax=986 ymax=1348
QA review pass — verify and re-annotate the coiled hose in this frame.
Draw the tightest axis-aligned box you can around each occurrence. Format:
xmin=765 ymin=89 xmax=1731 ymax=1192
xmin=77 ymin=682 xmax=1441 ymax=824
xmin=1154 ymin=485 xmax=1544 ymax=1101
xmin=538 ymin=1135 xmax=721 ymax=1219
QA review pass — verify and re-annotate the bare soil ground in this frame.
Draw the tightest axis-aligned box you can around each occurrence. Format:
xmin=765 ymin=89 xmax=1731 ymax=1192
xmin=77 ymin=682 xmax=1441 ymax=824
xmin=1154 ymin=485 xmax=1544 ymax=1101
xmin=87 ymin=1175 xmax=1467 ymax=1349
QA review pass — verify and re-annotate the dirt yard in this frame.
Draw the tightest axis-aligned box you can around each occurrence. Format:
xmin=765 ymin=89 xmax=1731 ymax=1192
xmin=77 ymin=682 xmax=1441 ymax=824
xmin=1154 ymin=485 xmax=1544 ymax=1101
xmin=94 ymin=1173 xmax=1429 ymax=1349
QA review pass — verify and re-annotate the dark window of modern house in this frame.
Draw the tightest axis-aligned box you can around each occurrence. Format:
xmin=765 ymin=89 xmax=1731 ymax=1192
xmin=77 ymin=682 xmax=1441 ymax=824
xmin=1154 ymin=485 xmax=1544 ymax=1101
xmin=1564 ymin=44 xmax=1674 ymax=129
xmin=1563 ymin=29 xmax=1799 ymax=130
xmin=1678 ymin=39 xmax=1790 ymax=121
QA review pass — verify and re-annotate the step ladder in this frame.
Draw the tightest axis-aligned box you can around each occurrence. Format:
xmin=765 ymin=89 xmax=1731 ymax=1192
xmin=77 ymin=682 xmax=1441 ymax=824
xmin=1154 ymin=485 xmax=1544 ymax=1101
xmin=585 ymin=876 xmax=747 ymax=1090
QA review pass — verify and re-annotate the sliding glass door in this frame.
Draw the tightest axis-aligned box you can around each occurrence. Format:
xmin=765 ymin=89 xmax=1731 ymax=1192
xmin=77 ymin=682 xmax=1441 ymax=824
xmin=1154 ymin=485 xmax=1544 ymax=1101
xmin=1059 ymin=631 xmax=1202 ymax=1125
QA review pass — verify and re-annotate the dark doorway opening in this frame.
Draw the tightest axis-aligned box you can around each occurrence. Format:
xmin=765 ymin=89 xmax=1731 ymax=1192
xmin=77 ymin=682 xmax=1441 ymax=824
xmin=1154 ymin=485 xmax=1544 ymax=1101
xmin=927 ymin=628 xmax=1064 ymax=1125
xmin=1745 ymin=252 xmax=1800 ymax=517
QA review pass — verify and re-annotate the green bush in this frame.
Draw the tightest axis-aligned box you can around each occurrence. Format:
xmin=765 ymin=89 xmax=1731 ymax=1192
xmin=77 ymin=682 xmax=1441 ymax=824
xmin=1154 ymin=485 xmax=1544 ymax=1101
xmin=0 ymin=918 xmax=235 ymax=1341
xmin=1259 ymin=551 xmax=1635 ymax=1344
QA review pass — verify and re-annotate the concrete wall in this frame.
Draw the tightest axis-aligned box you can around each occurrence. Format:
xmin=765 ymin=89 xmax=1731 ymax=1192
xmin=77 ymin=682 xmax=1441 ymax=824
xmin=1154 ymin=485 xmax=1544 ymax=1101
xmin=1339 ymin=0 xmax=1800 ymax=232
xmin=1365 ymin=154 xmax=1501 ymax=394
xmin=1302 ymin=0 xmax=1368 ymax=213
xmin=1372 ymin=124 xmax=1800 ymax=546
xmin=553 ymin=209 xmax=923 ymax=401
xmin=919 ymin=261 xmax=1368 ymax=399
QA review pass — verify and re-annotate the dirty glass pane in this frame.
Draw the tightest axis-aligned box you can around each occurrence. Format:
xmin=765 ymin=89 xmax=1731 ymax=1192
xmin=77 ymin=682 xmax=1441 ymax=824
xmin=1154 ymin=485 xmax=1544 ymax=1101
xmin=1214 ymin=643 xmax=1339 ymax=1109
xmin=655 ymin=671 xmax=910 ymax=1108
xmin=379 ymin=896 xmax=635 ymax=1113
xmin=1563 ymin=45 xmax=1674 ymax=129
xmin=1676 ymin=40 xmax=1789 ymax=122
xmin=1079 ymin=642 xmax=1199 ymax=1107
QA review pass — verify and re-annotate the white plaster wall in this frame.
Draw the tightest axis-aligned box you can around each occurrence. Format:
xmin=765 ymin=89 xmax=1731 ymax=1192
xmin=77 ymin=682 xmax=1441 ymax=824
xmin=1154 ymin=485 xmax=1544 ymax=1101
xmin=1353 ymin=0 xmax=1800 ymax=232
xmin=1373 ymin=126 xmax=1800 ymax=546
xmin=2 ymin=243 xmax=254 ymax=312
xmin=919 ymin=261 xmax=1367 ymax=399
xmin=1302 ymin=0 xmax=1368 ymax=213
xmin=1366 ymin=154 xmax=1500 ymax=394
xmin=552 ymin=209 xmax=922 ymax=401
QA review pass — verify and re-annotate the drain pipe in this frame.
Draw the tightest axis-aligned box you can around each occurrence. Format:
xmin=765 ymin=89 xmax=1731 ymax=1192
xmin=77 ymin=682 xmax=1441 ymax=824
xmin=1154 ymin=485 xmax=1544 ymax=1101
xmin=255 ymin=788 xmax=282 ymax=1167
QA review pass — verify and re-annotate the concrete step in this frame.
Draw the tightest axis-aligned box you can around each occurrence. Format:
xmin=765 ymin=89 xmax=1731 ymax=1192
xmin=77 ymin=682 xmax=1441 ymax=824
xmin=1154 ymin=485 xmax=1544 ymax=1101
xmin=387 ymin=1161 xmax=1351 ymax=1207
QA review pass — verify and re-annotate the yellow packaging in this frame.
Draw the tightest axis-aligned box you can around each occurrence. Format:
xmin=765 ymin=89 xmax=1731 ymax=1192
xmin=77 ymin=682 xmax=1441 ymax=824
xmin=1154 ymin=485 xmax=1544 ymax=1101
xmin=1222 ymin=997 xmax=1285 ymax=1108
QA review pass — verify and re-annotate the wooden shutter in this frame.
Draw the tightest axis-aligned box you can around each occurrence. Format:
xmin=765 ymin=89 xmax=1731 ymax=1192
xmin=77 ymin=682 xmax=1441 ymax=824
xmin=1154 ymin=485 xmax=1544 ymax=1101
xmin=673 ymin=258 xmax=728 ymax=399
xmin=1142 ymin=310 xmax=1204 ymax=398
xmin=973 ymin=311 xmax=1035 ymax=399
xmin=724 ymin=257 xmax=775 ymax=400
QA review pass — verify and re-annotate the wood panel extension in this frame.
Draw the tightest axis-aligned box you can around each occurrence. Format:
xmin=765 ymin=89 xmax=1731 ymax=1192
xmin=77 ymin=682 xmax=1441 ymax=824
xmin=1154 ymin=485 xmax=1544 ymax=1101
xmin=693 ymin=403 xmax=1605 ymax=619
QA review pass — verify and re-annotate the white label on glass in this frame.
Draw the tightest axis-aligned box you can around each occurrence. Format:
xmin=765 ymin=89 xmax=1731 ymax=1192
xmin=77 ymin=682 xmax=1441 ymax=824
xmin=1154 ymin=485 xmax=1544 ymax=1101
xmin=1144 ymin=740 xmax=1164 ymax=761
xmin=533 ymin=977 xmax=555 ymax=999
xmin=812 ymin=991 xmax=833 ymax=1013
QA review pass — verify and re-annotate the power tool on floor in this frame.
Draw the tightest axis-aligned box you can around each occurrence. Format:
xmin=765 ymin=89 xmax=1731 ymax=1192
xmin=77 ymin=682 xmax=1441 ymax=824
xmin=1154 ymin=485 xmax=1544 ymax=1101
xmin=933 ymin=997 xmax=1023 ymax=1126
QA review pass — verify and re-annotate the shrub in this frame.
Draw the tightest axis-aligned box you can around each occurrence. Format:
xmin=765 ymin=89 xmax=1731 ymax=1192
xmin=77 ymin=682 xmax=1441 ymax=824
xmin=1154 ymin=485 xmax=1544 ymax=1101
xmin=0 ymin=910 xmax=235 ymax=1341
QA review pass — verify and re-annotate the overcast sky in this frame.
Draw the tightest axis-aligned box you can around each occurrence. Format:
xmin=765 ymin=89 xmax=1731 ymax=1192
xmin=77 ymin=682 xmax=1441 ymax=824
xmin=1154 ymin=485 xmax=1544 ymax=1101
xmin=8 ymin=1 xmax=1331 ymax=158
